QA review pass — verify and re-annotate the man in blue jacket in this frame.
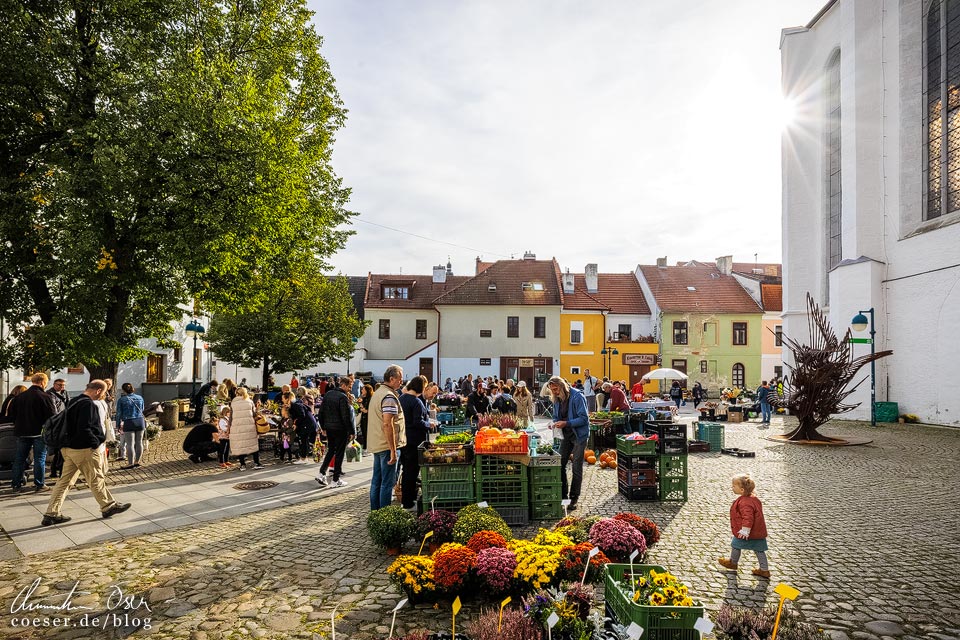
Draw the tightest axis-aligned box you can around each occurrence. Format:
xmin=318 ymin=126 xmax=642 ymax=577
xmin=549 ymin=376 xmax=590 ymax=511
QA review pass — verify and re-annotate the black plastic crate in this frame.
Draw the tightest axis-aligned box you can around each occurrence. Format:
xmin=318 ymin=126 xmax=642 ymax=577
xmin=660 ymin=438 xmax=688 ymax=455
xmin=618 ymin=453 xmax=659 ymax=471
xmin=617 ymin=466 xmax=658 ymax=487
xmin=647 ymin=422 xmax=687 ymax=439
xmin=618 ymin=483 xmax=658 ymax=501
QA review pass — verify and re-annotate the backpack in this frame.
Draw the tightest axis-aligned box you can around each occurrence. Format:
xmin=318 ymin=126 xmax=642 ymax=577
xmin=41 ymin=411 xmax=69 ymax=449
xmin=670 ymin=386 xmax=682 ymax=399
xmin=496 ymin=394 xmax=517 ymax=414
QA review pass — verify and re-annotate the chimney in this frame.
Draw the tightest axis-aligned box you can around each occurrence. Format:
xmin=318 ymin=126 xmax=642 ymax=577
xmin=562 ymin=270 xmax=575 ymax=294
xmin=584 ymin=263 xmax=598 ymax=293
xmin=765 ymin=265 xmax=778 ymax=277
xmin=446 ymin=259 xmax=453 ymax=276
xmin=656 ymin=257 xmax=667 ymax=268
xmin=432 ymin=265 xmax=447 ymax=283
xmin=716 ymin=255 xmax=733 ymax=276
xmin=523 ymin=250 xmax=536 ymax=260
xmin=476 ymin=256 xmax=482 ymax=275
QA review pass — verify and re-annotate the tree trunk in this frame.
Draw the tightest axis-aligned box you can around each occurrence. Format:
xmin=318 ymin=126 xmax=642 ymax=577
xmin=87 ymin=362 xmax=119 ymax=385
xmin=783 ymin=419 xmax=840 ymax=443
xmin=262 ymin=355 xmax=271 ymax=392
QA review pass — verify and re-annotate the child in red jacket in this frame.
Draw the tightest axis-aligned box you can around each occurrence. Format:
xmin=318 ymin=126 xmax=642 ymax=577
xmin=718 ymin=473 xmax=771 ymax=578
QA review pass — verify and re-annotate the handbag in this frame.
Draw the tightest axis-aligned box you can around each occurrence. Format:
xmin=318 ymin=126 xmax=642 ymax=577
xmin=255 ymin=414 xmax=271 ymax=434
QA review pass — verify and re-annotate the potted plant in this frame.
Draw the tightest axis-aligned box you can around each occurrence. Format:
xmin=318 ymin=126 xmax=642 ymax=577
xmin=713 ymin=604 xmax=826 ymax=639
xmin=452 ymin=504 xmax=512 ymax=544
xmin=417 ymin=509 xmax=458 ymax=552
xmin=368 ymin=505 xmax=416 ymax=554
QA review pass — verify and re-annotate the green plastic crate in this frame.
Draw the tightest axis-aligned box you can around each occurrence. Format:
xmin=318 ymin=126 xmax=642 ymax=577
xmin=530 ymin=501 xmax=564 ymax=520
xmin=617 ymin=435 xmax=658 ymax=456
xmin=422 ymin=463 xmax=474 ymax=483
xmin=530 ymin=482 xmax=562 ymax=503
xmin=695 ymin=421 xmax=724 ymax=451
xmin=476 ymin=475 xmax=528 ymax=506
xmin=422 ymin=478 xmax=476 ymax=502
xmin=417 ymin=498 xmax=472 ymax=516
xmin=604 ymin=564 xmax=704 ymax=638
xmin=658 ymin=454 xmax=688 ymax=478
xmin=529 ymin=465 xmax=562 ymax=486
xmin=475 ymin=454 xmax=526 ymax=480
xmin=874 ymin=401 xmax=899 ymax=423
xmin=659 ymin=476 xmax=688 ymax=502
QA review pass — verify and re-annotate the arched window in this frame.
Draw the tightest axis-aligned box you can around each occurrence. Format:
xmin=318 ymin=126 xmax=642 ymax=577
xmin=826 ymin=52 xmax=842 ymax=269
xmin=925 ymin=0 xmax=960 ymax=219
xmin=732 ymin=363 xmax=745 ymax=388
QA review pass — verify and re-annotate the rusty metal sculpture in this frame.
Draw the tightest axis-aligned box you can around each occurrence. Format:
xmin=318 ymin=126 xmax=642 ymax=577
xmin=771 ymin=294 xmax=892 ymax=442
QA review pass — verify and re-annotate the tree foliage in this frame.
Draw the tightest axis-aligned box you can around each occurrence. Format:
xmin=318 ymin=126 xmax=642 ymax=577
xmin=205 ymin=269 xmax=366 ymax=390
xmin=0 ymin=0 xmax=352 ymax=378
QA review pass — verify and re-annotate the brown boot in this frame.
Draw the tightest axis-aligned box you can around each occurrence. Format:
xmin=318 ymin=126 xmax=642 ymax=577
xmin=752 ymin=569 xmax=771 ymax=579
xmin=718 ymin=558 xmax=738 ymax=571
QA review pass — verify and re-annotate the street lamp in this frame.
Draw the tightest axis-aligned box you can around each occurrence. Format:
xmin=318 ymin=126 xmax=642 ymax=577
xmin=850 ymin=308 xmax=876 ymax=426
xmin=600 ymin=345 xmax=619 ymax=380
xmin=184 ymin=320 xmax=206 ymax=399
xmin=347 ymin=336 xmax=358 ymax=375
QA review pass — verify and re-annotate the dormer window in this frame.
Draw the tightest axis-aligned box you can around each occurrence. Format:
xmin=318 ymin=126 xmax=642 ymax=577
xmin=521 ymin=281 xmax=544 ymax=291
xmin=382 ymin=286 xmax=409 ymax=299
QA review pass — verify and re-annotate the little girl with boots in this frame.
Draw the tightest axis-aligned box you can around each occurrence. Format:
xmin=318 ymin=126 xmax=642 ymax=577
xmin=718 ymin=473 xmax=771 ymax=578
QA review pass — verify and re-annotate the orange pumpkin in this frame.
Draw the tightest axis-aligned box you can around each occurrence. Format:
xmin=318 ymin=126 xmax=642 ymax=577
xmin=587 ymin=455 xmax=597 ymax=465
xmin=584 ymin=449 xmax=595 ymax=461
xmin=599 ymin=460 xmax=608 ymax=469
xmin=608 ymin=459 xmax=618 ymax=469
xmin=599 ymin=452 xmax=610 ymax=464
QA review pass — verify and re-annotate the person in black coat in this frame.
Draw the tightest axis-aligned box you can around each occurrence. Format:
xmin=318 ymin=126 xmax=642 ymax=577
xmin=41 ymin=380 xmax=131 ymax=526
xmin=8 ymin=373 xmax=56 ymax=492
xmin=398 ymin=377 xmax=430 ymax=510
xmin=191 ymin=379 xmax=219 ymax=423
xmin=466 ymin=385 xmax=490 ymax=425
xmin=316 ymin=377 xmax=355 ymax=487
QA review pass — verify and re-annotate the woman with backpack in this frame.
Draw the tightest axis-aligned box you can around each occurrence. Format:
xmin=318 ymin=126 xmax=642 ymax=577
xmin=669 ymin=381 xmax=683 ymax=410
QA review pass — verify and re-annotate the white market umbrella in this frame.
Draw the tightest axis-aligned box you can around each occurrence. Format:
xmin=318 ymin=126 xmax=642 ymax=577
xmin=641 ymin=368 xmax=688 ymax=381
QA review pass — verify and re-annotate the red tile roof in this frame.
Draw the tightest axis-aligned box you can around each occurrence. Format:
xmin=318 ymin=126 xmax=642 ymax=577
xmin=434 ymin=259 xmax=563 ymax=306
xmin=638 ymin=265 xmax=763 ymax=314
xmin=364 ymin=274 xmax=470 ymax=309
xmin=563 ymin=274 xmax=650 ymax=315
xmin=760 ymin=283 xmax=783 ymax=312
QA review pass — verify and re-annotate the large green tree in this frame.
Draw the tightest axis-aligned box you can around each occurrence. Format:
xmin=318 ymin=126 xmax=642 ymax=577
xmin=0 ymin=0 xmax=352 ymax=379
xmin=206 ymin=269 xmax=366 ymax=391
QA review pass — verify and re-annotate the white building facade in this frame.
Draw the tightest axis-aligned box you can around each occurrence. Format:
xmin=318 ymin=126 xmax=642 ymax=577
xmin=782 ymin=0 xmax=960 ymax=426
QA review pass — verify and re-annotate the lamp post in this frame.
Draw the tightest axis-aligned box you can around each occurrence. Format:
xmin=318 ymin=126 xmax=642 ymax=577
xmin=184 ymin=320 xmax=206 ymax=399
xmin=347 ymin=336 xmax=358 ymax=375
xmin=850 ymin=308 xmax=876 ymax=427
xmin=600 ymin=344 xmax=619 ymax=380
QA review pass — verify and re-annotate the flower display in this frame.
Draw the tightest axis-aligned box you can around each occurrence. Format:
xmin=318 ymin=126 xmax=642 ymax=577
xmin=588 ymin=517 xmax=647 ymax=562
xmin=557 ymin=542 xmax=610 ymax=584
xmin=523 ymin=587 xmax=602 ymax=639
xmin=474 ymin=546 xmax=517 ymax=593
xmin=452 ymin=504 xmax=512 ymax=544
xmin=387 ymin=555 xmax=436 ymax=596
xmin=623 ymin=567 xmax=695 ymax=608
xmin=508 ymin=540 xmax=562 ymax=590
xmin=432 ymin=542 xmax=477 ymax=591
xmin=466 ymin=530 xmax=508 ymax=553
xmin=552 ymin=515 xmax=600 ymax=544
xmin=416 ymin=509 xmax=458 ymax=545
xmin=531 ymin=527 xmax=573 ymax=548
xmin=612 ymin=512 xmax=661 ymax=547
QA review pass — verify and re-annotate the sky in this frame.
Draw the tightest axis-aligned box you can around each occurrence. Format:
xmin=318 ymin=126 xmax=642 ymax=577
xmin=307 ymin=0 xmax=828 ymax=278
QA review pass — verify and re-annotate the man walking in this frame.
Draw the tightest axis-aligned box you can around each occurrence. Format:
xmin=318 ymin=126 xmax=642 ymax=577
xmin=46 ymin=378 xmax=69 ymax=479
xmin=41 ymin=380 xmax=131 ymax=526
xmin=316 ymin=377 xmax=355 ymax=488
xmin=756 ymin=380 xmax=772 ymax=426
xmin=582 ymin=369 xmax=598 ymax=413
xmin=367 ymin=365 xmax=406 ymax=510
xmin=9 ymin=373 xmax=56 ymax=492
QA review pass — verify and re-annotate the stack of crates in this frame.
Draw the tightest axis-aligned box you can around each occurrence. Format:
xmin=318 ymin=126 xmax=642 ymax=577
xmin=475 ymin=455 xmax=529 ymax=525
xmin=645 ymin=421 xmax=688 ymax=456
xmin=696 ymin=421 xmax=725 ymax=452
xmin=616 ymin=435 xmax=659 ymax=501
xmin=658 ymin=453 xmax=688 ymax=502
xmin=528 ymin=456 xmax=563 ymax=520
xmin=420 ymin=461 xmax=475 ymax=513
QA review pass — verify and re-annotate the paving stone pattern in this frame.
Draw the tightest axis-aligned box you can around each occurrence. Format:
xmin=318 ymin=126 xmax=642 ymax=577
xmin=0 ymin=417 xmax=958 ymax=639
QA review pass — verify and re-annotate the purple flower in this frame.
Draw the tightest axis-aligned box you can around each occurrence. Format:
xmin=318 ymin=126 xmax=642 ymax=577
xmin=475 ymin=547 xmax=517 ymax=593
xmin=589 ymin=518 xmax=647 ymax=562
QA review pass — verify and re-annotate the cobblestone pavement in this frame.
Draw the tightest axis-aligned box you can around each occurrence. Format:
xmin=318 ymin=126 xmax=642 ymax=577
xmin=0 ymin=417 xmax=958 ymax=640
